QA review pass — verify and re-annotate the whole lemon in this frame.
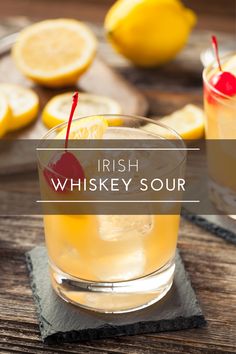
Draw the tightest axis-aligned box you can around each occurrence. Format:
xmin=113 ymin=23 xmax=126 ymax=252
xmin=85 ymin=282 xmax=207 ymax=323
xmin=104 ymin=0 xmax=197 ymax=67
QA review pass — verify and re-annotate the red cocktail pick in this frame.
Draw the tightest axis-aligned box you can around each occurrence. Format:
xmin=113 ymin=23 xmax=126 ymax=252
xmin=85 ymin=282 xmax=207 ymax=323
xmin=209 ymin=36 xmax=236 ymax=96
xmin=44 ymin=92 xmax=85 ymax=192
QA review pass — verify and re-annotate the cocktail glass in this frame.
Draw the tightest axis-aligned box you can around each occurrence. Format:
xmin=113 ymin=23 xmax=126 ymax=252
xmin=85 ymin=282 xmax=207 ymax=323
xmin=203 ymin=53 xmax=236 ymax=217
xmin=37 ymin=115 xmax=186 ymax=313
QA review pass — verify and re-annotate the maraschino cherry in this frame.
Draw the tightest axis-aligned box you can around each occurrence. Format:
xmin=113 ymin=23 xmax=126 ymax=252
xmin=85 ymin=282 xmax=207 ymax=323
xmin=44 ymin=92 xmax=85 ymax=192
xmin=209 ymin=35 xmax=236 ymax=96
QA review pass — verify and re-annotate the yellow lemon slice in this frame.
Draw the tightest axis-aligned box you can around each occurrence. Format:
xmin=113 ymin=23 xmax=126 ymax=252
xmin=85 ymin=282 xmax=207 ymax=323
xmin=12 ymin=19 xmax=97 ymax=87
xmin=0 ymin=83 xmax=39 ymax=131
xmin=223 ymin=54 xmax=236 ymax=76
xmin=42 ymin=92 xmax=122 ymax=129
xmin=142 ymin=104 xmax=205 ymax=140
xmin=56 ymin=116 xmax=108 ymax=139
xmin=0 ymin=93 xmax=11 ymax=137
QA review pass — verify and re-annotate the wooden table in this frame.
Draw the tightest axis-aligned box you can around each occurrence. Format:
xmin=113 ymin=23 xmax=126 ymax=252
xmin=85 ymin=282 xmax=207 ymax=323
xmin=0 ymin=10 xmax=236 ymax=354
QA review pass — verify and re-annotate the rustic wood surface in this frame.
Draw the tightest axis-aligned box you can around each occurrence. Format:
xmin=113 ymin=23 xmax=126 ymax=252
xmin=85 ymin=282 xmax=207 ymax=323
xmin=0 ymin=6 xmax=236 ymax=353
xmin=0 ymin=22 xmax=148 ymax=173
xmin=0 ymin=45 xmax=148 ymax=138
xmin=0 ymin=51 xmax=148 ymax=173
xmin=0 ymin=0 xmax=235 ymax=33
xmin=1 ymin=216 xmax=236 ymax=353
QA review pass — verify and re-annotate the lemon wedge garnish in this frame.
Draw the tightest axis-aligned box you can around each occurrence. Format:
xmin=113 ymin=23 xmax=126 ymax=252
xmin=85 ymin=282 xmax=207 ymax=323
xmin=142 ymin=104 xmax=205 ymax=140
xmin=12 ymin=19 xmax=97 ymax=87
xmin=0 ymin=93 xmax=11 ymax=137
xmin=56 ymin=116 xmax=108 ymax=139
xmin=42 ymin=92 xmax=122 ymax=129
xmin=0 ymin=83 xmax=39 ymax=131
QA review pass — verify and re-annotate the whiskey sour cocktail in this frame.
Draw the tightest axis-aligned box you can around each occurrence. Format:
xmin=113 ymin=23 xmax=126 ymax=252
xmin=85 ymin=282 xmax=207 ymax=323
xmin=37 ymin=99 xmax=186 ymax=313
xmin=203 ymin=37 xmax=236 ymax=216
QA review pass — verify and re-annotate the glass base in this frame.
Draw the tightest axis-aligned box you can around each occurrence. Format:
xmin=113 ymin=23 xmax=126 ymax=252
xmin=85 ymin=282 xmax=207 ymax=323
xmin=50 ymin=258 xmax=175 ymax=313
xmin=209 ymin=179 xmax=236 ymax=219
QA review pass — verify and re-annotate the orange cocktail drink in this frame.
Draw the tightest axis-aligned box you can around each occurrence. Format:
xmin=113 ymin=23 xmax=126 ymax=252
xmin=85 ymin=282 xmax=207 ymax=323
xmin=38 ymin=114 xmax=186 ymax=313
xmin=203 ymin=38 xmax=236 ymax=216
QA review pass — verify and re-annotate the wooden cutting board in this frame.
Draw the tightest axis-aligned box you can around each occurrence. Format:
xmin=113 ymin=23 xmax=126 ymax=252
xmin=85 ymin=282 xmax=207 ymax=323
xmin=0 ymin=32 xmax=148 ymax=173
xmin=0 ymin=52 xmax=148 ymax=139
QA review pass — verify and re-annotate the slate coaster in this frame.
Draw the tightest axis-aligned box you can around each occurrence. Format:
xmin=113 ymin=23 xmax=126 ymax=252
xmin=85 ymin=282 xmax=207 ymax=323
xmin=182 ymin=210 xmax=236 ymax=245
xmin=25 ymin=246 xmax=206 ymax=344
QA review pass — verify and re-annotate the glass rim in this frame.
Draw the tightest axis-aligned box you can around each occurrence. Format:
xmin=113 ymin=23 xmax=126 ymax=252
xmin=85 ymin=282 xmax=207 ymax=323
xmin=39 ymin=113 xmax=185 ymax=141
xmin=202 ymin=51 xmax=236 ymax=105
xmin=37 ymin=114 xmax=187 ymax=177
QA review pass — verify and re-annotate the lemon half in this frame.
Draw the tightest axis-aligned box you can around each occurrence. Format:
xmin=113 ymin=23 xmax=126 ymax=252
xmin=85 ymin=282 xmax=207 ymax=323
xmin=12 ymin=19 xmax=97 ymax=87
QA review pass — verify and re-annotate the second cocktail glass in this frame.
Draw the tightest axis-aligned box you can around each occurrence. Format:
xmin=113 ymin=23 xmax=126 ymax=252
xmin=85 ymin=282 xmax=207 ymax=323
xmin=203 ymin=52 xmax=236 ymax=217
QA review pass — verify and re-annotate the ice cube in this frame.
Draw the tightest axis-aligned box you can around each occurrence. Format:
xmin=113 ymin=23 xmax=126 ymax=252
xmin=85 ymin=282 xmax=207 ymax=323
xmin=98 ymin=215 xmax=153 ymax=241
xmin=91 ymin=242 xmax=145 ymax=281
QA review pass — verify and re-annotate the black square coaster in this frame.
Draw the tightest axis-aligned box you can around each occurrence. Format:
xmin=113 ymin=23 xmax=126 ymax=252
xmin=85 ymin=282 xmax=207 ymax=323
xmin=182 ymin=210 xmax=236 ymax=245
xmin=25 ymin=246 xmax=206 ymax=344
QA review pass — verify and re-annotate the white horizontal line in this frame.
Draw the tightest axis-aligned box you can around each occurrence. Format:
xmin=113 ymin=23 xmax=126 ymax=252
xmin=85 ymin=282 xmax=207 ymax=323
xmin=36 ymin=148 xmax=199 ymax=151
xmin=36 ymin=200 xmax=200 ymax=203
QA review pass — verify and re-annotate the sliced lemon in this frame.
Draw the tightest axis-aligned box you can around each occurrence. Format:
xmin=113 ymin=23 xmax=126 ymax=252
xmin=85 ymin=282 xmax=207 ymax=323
xmin=142 ymin=104 xmax=205 ymax=140
xmin=12 ymin=19 xmax=97 ymax=87
xmin=223 ymin=54 xmax=236 ymax=75
xmin=42 ymin=92 xmax=122 ymax=129
xmin=56 ymin=116 xmax=108 ymax=139
xmin=0 ymin=83 xmax=39 ymax=131
xmin=0 ymin=93 xmax=12 ymax=137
